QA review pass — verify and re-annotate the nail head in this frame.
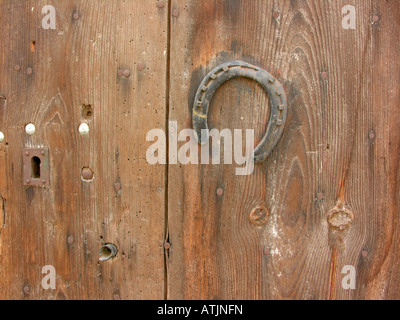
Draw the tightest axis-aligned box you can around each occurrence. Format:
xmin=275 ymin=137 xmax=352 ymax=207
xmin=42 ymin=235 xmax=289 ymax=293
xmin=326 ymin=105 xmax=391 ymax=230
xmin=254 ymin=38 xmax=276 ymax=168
xmin=23 ymin=285 xmax=31 ymax=295
xmin=81 ymin=167 xmax=94 ymax=181
xmin=114 ymin=182 xmax=121 ymax=191
xmin=369 ymin=131 xmax=376 ymax=140
xmin=67 ymin=235 xmax=74 ymax=245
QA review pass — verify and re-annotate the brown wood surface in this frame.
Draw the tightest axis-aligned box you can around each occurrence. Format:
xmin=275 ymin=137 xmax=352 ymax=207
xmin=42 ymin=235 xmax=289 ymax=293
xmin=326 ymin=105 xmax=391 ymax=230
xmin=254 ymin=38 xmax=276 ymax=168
xmin=0 ymin=0 xmax=168 ymax=299
xmin=1 ymin=0 xmax=400 ymax=300
xmin=167 ymin=0 xmax=400 ymax=300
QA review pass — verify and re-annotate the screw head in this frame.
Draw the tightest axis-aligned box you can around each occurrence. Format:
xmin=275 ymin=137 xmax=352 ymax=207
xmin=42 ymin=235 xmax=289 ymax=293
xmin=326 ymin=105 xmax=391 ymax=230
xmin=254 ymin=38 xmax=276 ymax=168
xmin=73 ymin=12 xmax=80 ymax=20
xmin=172 ymin=8 xmax=179 ymax=17
xmin=216 ymin=188 xmax=224 ymax=197
xmin=321 ymin=71 xmax=328 ymax=79
xmin=273 ymin=11 xmax=279 ymax=19
xmin=14 ymin=64 xmax=21 ymax=72
xmin=264 ymin=248 xmax=271 ymax=255
xmin=78 ymin=122 xmax=90 ymax=136
xmin=164 ymin=242 xmax=171 ymax=250
xmin=26 ymin=67 xmax=33 ymax=75
xmin=362 ymin=250 xmax=368 ymax=258
xmin=317 ymin=192 xmax=324 ymax=201
xmin=156 ymin=1 xmax=165 ymax=8
xmin=25 ymin=123 xmax=36 ymax=135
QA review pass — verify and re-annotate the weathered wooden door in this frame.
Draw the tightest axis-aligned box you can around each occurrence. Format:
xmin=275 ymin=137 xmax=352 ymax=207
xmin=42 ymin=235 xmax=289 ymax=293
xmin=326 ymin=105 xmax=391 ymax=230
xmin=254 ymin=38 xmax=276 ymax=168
xmin=1 ymin=0 xmax=399 ymax=300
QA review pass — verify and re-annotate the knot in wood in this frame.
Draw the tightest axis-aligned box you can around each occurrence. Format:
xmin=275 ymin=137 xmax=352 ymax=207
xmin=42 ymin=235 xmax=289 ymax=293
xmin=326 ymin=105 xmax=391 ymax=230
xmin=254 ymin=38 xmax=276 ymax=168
xmin=327 ymin=205 xmax=354 ymax=230
xmin=249 ymin=206 xmax=269 ymax=226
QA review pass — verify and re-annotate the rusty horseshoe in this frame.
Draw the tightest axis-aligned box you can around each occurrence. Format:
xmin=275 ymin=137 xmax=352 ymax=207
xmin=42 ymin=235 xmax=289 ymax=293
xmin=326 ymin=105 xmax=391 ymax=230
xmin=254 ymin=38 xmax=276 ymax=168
xmin=192 ymin=60 xmax=287 ymax=163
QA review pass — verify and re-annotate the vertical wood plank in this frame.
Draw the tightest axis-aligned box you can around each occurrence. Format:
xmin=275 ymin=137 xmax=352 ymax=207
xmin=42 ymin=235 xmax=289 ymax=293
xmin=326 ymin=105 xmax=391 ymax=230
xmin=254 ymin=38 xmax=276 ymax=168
xmin=167 ymin=0 xmax=400 ymax=300
xmin=0 ymin=0 xmax=168 ymax=299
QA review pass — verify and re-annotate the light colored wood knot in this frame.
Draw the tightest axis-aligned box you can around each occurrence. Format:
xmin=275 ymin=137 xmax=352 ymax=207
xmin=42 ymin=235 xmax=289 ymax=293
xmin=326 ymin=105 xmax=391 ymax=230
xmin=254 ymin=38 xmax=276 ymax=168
xmin=249 ymin=205 xmax=269 ymax=226
xmin=327 ymin=204 xmax=354 ymax=230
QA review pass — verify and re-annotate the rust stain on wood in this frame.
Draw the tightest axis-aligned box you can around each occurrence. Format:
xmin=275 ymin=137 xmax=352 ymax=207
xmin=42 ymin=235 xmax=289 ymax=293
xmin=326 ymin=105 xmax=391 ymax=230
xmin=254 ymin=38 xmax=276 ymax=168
xmin=328 ymin=247 xmax=337 ymax=300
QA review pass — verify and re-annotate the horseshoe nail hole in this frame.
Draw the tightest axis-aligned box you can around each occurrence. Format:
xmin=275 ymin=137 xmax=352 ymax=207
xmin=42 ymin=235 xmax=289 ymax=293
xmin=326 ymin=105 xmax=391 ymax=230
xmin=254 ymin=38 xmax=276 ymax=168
xmin=327 ymin=206 xmax=354 ymax=230
xmin=249 ymin=206 xmax=269 ymax=226
xmin=99 ymin=244 xmax=118 ymax=261
xmin=31 ymin=156 xmax=41 ymax=179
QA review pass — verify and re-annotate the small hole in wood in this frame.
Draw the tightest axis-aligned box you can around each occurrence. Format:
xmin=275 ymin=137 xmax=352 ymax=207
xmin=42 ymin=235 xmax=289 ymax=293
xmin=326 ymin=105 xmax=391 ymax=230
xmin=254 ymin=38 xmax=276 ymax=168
xmin=99 ymin=244 xmax=118 ymax=261
xmin=81 ymin=104 xmax=93 ymax=120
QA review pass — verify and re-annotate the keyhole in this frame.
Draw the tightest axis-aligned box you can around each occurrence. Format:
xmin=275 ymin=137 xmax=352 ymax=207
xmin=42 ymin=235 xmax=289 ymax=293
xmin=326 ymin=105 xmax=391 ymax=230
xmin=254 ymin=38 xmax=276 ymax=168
xmin=31 ymin=156 xmax=41 ymax=178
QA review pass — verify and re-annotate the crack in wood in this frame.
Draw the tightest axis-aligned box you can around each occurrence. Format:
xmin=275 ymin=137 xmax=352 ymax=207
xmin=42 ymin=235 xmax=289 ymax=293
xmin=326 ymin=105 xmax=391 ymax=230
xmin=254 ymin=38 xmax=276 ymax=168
xmin=0 ymin=193 xmax=6 ymax=231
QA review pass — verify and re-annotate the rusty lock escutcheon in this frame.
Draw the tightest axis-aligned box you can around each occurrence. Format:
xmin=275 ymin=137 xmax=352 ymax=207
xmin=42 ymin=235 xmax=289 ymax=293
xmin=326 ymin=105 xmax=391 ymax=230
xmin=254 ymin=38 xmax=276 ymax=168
xmin=23 ymin=147 xmax=50 ymax=187
xmin=192 ymin=60 xmax=287 ymax=163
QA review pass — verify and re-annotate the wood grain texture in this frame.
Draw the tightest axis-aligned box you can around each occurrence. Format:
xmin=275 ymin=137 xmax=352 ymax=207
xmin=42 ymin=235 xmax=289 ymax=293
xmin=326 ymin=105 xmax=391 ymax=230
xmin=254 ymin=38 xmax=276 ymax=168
xmin=0 ymin=0 xmax=168 ymax=299
xmin=167 ymin=0 xmax=400 ymax=300
xmin=1 ymin=0 xmax=399 ymax=300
